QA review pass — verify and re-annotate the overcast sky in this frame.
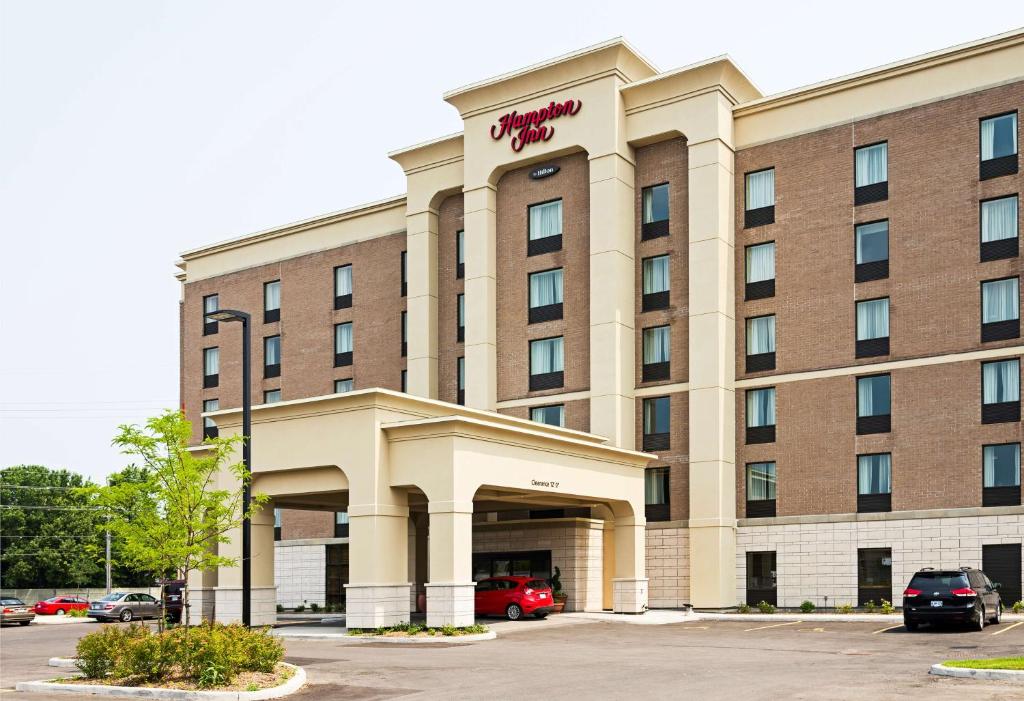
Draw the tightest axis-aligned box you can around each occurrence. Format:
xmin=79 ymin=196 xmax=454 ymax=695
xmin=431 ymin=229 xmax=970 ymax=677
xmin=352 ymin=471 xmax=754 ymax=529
xmin=1 ymin=1 xmax=1021 ymax=483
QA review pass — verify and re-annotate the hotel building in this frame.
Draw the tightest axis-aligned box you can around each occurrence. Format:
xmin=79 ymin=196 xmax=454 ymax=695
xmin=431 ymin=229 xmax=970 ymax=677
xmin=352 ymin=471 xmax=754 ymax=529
xmin=178 ymin=29 xmax=1024 ymax=625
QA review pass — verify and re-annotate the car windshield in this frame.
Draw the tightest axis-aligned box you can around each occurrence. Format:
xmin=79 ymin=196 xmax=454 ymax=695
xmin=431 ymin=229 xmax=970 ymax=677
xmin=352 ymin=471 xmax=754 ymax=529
xmin=1 ymin=598 xmax=25 ymax=606
xmin=526 ymin=580 xmax=549 ymax=590
xmin=98 ymin=593 xmax=124 ymax=602
xmin=909 ymin=572 xmax=970 ymax=591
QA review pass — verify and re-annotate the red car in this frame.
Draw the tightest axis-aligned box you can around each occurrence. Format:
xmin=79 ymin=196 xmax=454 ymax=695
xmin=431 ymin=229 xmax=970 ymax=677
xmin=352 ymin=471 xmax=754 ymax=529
xmin=474 ymin=576 xmax=553 ymax=620
xmin=34 ymin=595 xmax=89 ymax=615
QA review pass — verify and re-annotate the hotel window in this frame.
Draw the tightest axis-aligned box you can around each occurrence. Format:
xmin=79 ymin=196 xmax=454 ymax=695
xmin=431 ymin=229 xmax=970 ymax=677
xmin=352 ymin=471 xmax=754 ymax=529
xmin=642 ymin=397 xmax=670 ymax=452
xmin=457 ymin=356 xmax=465 ymax=405
xmin=642 ymin=255 xmax=670 ymax=311
xmin=264 ymin=280 xmax=281 ymax=323
xmin=334 ymin=378 xmax=353 ymax=393
xmin=456 ymin=230 xmax=465 ymax=278
xmin=745 ymin=387 xmax=776 ymax=444
xmin=855 ymin=220 xmax=889 ymax=282
xmin=203 ymin=294 xmax=219 ymax=335
xmin=642 ymin=325 xmax=670 ymax=382
xmin=857 ymin=547 xmax=892 ymax=608
xmin=854 ymin=142 xmax=888 ymax=205
xmin=746 ymin=551 xmax=777 ymax=607
xmin=745 ymin=315 xmax=776 ymax=373
xmin=456 ymin=295 xmax=465 ymax=341
xmin=334 ymin=265 xmax=352 ymax=309
xmin=531 ymin=404 xmax=564 ymax=427
xmin=856 ymin=297 xmax=890 ymax=358
xmin=203 ymin=347 xmax=219 ymax=388
xmin=263 ymin=389 xmax=281 ymax=404
xmin=857 ymin=453 xmax=892 ymax=513
xmin=202 ymin=398 xmax=219 ymax=440
xmin=641 ymin=183 xmax=670 ymax=240
xmin=981 ymin=358 xmax=1020 ymax=424
xmin=401 ymin=369 xmax=407 ymax=393
xmin=334 ymin=511 xmax=349 ymax=538
xmin=745 ymin=462 xmax=776 ymax=518
xmin=983 ymin=443 xmax=1021 ymax=507
xmin=263 ymin=335 xmax=280 ymax=379
xmin=527 ymin=199 xmax=563 ymax=256
xmin=400 ymin=251 xmax=407 ymax=297
xmin=981 ymin=196 xmax=1019 ymax=261
xmin=273 ymin=508 xmax=281 ymax=541
xmin=980 ymin=112 xmax=1018 ymax=180
xmin=856 ymin=374 xmax=891 ymax=435
xmin=644 ymin=467 xmax=670 ymax=522
xmin=745 ymin=242 xmax=775 ymax=300
xmin=528 ymin=268 xmax=563 ymax=323
xmin=529 ymin=336 xmax=564 ymax=391
xmin=981 ymin=277 xmax=1020 ymax=342
xmin=334 ymin=322 xmax=353 ymax=367
xmin=744 ymin=168 xmax=775 ymax=228
xmin=402 ymin=311 xmax=408 ymax=356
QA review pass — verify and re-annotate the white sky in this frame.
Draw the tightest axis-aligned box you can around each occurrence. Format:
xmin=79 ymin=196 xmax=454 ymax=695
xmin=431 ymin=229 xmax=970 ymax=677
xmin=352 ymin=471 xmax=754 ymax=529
xmin=1 ymin=1 xmax=1021 ymax=482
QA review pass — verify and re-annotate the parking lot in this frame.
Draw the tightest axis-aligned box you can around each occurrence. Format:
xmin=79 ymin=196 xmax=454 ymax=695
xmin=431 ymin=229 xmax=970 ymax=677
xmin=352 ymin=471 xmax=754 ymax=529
xmin=2 ymin=617 xmax=1023 ymax=700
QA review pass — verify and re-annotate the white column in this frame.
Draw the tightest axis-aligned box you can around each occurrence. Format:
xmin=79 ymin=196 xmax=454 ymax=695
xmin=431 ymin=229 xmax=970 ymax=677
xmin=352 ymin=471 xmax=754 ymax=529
xmin=406 ymin=209 xmax=438 ymax=398
xmin=425 ymin=501 xmax=476 ymax=627
xmin=462 ymin=185 xmax=497 ymax=410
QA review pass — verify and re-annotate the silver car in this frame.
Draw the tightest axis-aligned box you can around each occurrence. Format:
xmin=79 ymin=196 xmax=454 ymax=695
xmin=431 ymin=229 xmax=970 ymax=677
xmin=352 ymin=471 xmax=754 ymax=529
xmin=1 ymin=597 xmax=35 ymax=626
xmin=88 ymin=592 xmax=161 ymax=622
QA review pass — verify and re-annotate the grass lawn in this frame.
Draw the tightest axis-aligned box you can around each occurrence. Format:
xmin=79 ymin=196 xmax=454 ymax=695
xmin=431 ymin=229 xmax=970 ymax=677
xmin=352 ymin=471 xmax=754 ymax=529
xmin=943 ymin=657 xmax=1024 ymax=671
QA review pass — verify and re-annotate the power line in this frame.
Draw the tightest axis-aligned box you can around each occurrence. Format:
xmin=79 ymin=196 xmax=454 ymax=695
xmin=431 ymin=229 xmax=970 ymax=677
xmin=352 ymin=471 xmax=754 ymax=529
xmin=0 ymin=484 xmax=93 ymax=490
xmin=2 ymin=535 xmax=103 ymax=538
xmin=0 ymin=505 xmax=103 ymax=511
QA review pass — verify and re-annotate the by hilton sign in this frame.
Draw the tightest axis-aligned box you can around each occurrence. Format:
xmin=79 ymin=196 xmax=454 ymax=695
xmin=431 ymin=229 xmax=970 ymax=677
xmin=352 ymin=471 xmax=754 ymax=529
xmin=490 ymin=98 xmax=582 ymax=152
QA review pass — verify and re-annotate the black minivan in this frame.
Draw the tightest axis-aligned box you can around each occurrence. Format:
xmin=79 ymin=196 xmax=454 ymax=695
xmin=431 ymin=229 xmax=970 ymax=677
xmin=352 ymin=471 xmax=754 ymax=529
xmin=902 ymin=567 xmax=1003 ymax=631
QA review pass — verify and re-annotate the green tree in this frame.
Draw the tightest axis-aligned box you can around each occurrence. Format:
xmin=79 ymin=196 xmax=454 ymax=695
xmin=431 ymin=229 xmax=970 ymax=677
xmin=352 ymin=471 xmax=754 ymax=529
xmin=86 ymin=410 xmax=266 ymax=628
xmin=0 ymin=465 xmax=103 ymax=589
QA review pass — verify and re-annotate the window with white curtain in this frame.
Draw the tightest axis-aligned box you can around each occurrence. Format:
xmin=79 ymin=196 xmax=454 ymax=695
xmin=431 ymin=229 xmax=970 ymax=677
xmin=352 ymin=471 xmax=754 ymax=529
xmin=984 ymin=443 xmax=1021 ymax=488
xmin=531 ymin=405 xmax=565 ymax=427
xmin=645 ymin=467 xmax=670 ymax=505
xmin=203 ymin=294 xmax=219 ymax=319
xmin=528 ymin=200 xmax=563 ymax=240
xmin=642 ymin=326 xmax=670 ymax=365
xmin=981 ymin=113 xmax=1018 ymax=160
xmin=203 ymin=347 xmax=219 ymax=376
xmin=456 ymin=295 xmax=464 ymax=329
xmin=643 ymin=256 xmax=670 ymax=294
xmin=858 ymin=454 xmax=892 ymax=495
xmin=263 ymin=389 xmax=281 ymax=404
xmin=856 ymin=298 xmax=889 ymax=340
xmin=402 ymin=311 xmax=408 ymax=346
xmin=264 ymin=280 xmax=281 ymax=311
xmin=456 ymin=230 xmax=465 ymax=265
xmin=746 ymin=316 xmax=776 ymax=356
xmin=335 ymin=322 xmax=353 ymax=353
xmin=264 ymin=335 xmax=280 ymax=366
xmin=745 ymin=242 xmax=775 ymax=283
xmin=856 ymin=221 xmax=889 ymax=263
xmin=745 ymin=169 xmax=775 ymax=210
xmin=982 ymin=197 xmax=1019 ymax=242
xmin=643 ymin=397 xmax=670 ymax=435
xmin=746 ymin=388 xmax=775 ymax=427
xmin=335 ymin=265 xmax=352 ymax=297
xmin=857 ymin=375 xmax=891 ymax=417
xmin=746 ymin=462 xmax=776 ymax=501
xmin=334 ymin=378 xmax=353 ymax=393
xmin=202 ymin=398 xmax=219 ymax=432
xmin=982 ymin=278 xmax=1020 ymax=323
xmin=529 ymin=337 xmax=564 ymax=375
xmin=529 ymin=269 xmax=563 ymax=307
xmin=642 ymin=184 xmax=669 ymax=223
xmin=855 ymin=143 xmax=888 ymax=187
xmin=457 ymin=356 xmax=465 ymax=391
xmin=982 ymin=359 xmax=1019 ymax=404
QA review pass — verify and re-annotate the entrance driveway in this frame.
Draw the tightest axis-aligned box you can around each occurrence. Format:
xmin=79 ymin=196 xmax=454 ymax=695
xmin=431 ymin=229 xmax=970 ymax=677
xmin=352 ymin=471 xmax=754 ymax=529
xmin=2 ymin=618 xmax=1023 ymax=700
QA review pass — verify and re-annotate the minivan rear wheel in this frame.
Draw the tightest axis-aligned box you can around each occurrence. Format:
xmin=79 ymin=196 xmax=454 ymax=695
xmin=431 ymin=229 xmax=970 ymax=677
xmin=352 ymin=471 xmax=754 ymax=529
xmin=904 ymin=620 xmax=918 ymax=632
xmin=973 ymin=605 xmax=985 ymax=631
xmin=989 ymin=603 xmax=1001 ymax=625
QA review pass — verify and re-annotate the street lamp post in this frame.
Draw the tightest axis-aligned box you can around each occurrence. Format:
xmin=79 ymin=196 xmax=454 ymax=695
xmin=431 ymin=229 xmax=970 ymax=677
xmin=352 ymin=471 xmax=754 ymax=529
xmin=205 ymin=309 xmax=252 ymax=627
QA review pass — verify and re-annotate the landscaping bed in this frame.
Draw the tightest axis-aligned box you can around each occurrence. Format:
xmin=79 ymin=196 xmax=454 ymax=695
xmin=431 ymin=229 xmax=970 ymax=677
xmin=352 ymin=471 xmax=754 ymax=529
xmin=53 ymin=664 xmax=294 ymax=693
xmin=942 ymin=657 xmax=1024 ymax=671
xmin=347 ymin=622 xmax=489 ymax=638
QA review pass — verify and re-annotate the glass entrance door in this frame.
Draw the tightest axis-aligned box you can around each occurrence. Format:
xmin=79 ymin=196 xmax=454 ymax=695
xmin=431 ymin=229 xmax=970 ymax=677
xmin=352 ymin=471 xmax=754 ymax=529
xmin=746 ymin=551 xmax=777 ymax=606
xmin=857 ymin=547 xmax=892 ymax=607
xmin=325 ymin=544 xmax=348 ymax=607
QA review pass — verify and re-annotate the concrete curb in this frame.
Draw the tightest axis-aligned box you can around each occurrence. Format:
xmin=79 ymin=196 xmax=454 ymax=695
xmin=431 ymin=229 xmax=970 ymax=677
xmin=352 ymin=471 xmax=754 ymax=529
xmin=695 ymin=612 xmax=1024 ymax=623
xmin=33 ymin=616 xmax=97 ymax=625
xmin=930 ymin=663 xmax=1024 ymax=682
xmin=48 ymin=658 xmax=79 ymax=668
xmin=275 ymin=629 xmax=496 ymax=643
xmin=16 ymin=663 xmax=305 ymax=700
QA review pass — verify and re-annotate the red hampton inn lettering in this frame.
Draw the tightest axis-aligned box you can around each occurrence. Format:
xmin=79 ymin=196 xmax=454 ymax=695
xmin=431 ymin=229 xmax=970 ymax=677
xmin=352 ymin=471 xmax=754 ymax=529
xmin=490 ymin=98 xmax=582 ymax=152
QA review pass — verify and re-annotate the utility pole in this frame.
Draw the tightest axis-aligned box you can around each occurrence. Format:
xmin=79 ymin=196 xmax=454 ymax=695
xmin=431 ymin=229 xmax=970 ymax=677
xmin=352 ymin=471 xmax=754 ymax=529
xmin=105 ymin=523 xmax=112 ymax=593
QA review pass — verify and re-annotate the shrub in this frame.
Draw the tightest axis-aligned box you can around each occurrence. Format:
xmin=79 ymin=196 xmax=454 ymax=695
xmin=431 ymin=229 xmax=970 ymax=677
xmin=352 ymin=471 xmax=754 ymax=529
xmin=276 ymin=604 xmax=284 ymax=613
xmin=66 ymin=608 xmax=88 ymax=618
xmin=737 ymin=603 xmax=752 ymax=614
xmin=294 ymin=605 xmax=305 ymax=613
xmin=116 ymin=631 xmax=176 ymax=682
xmin=1012 ymin=600 xmax=1024 ymax=614
xmin=440 ymin=624 xmax=458 ymax=636
xmin=757 ymin=601 xmax=775 ymax=614
xmin=863 ymin=600 xmax=877 ymax=613
xmin=836 ymin=604 xmax=854 ymax=614
xmin=74 ymin=624 xmax=149 ymax=679
xmin=463 ymin=624 xmax=487 ymax=634
xmin=309 ymin=603 xmax=319 ymax=613
xmin=880 ymin=599 xmax=895 ymax=615
xmin=799 ymin=600 xmax=816 ymax=613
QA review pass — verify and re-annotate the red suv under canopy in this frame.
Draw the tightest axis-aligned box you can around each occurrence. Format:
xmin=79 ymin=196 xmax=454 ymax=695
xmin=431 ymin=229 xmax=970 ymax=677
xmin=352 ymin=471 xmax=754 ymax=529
xmin=474 ymin=576 xmax=554 ymax=620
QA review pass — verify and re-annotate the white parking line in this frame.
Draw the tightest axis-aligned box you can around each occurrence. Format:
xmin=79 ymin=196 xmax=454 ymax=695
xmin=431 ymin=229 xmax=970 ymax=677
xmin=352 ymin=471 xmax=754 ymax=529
xmin=989 ymin=620 xmax=1024 ymax=636
xmin=871 ymin=624 xmax=904 ymax=635
xmin=744 ymin=620 xmax=803 ymax=632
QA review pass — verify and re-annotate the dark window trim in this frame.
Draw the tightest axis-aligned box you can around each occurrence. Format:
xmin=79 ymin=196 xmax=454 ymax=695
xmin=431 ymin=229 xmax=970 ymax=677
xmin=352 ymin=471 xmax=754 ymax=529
xmin=334 ymin=351 xmax=353 ymax=367
xmin=856 ymin=337 xmax=890 ymax=358
xmin=642 ymin=361 xmax=670 ymax=382
xmin=528 ymin=303 xmax=563 ymax=324
xmin=203 ymin=373 xmax=219 ymax=389
xmin=982 ymin=401 xmax=1021 ymax=424
xmin=980 ymin=276 xmax=1021 ymax=342
xmin=745 ymin=499 xmax=776 ymax=519
xmin=855 ymin=259 xmax=889 ymax=282
xmin=854 ymin=181 xmax=888 ymax=205
xmin=745 ymin=425 xmax=775 ymax=444
xmin=857 ymin=493 xmax=891 ymax=513
xmin=641 ymin=181 xmax=670 ymax=222
xmin=642 ymin=290 xmax=670 ymax=312
xmin=263 ymin=280 xmax=281 ymax=324
xmin=979 ymin=111 xmax=1019 ymax=181
xmin=202 ymin=294 xmax=219 ymax=336
xmin=334 ymin=293 xmax=353 ymax=310
xmin=529 ymin=371 xmax=564 ymax=392
xmin=746 ymin=352 xmax=776 ymax=373
xmin=856 ymin=414 xmax=891 ymax=435
xmin=400 ymin=251 xmax=408 ymax=297
xmin=642 ymin=432 xmax=670 ymax=452
xmin=745 ymin=279 xmax=775 ymax=301
xmin=641 ymin=218 xmax=670 ymax=240
xmin=264 ymin=363 xmax=280 ymax=379
xmin=333 ymin=265 xmax=353 ymax=305
xmin=983 ymin=485 xmax=1021 ymax=507
xmin=456 ymin=230 xmax=465 ymax=279
xmin=528 ymin=335 xmax=564 ymax=381
xmin=527 ymin=234 xmax=562 ymax=256
xmin=979 ymin=195 xmax=1019 ymax=263
xmin=744 ymin=205 xmax=774 ymax=228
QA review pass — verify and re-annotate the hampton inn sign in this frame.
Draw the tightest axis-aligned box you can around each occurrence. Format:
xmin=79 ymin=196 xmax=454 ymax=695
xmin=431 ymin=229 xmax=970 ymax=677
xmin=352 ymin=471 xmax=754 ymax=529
xmin=490 ymin=98 xmax=582 ymax=151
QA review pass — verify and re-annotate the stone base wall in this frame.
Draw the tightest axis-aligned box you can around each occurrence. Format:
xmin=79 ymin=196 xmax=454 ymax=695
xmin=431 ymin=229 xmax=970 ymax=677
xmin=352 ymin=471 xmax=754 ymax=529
xmin=273 ymin=542 xmax=326 ymax=608
xmin=646 ymin=524 xmax=690 ymax=608
xmin=473 ymin=518 xmax=604 ymax=612
xmin=213 ymin=586 xmax=277 ymax=626
xmin=345 ymin=584 xmax=411 ymax=628
xmin=737 ymin=512 xmax=1024 ymax=609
